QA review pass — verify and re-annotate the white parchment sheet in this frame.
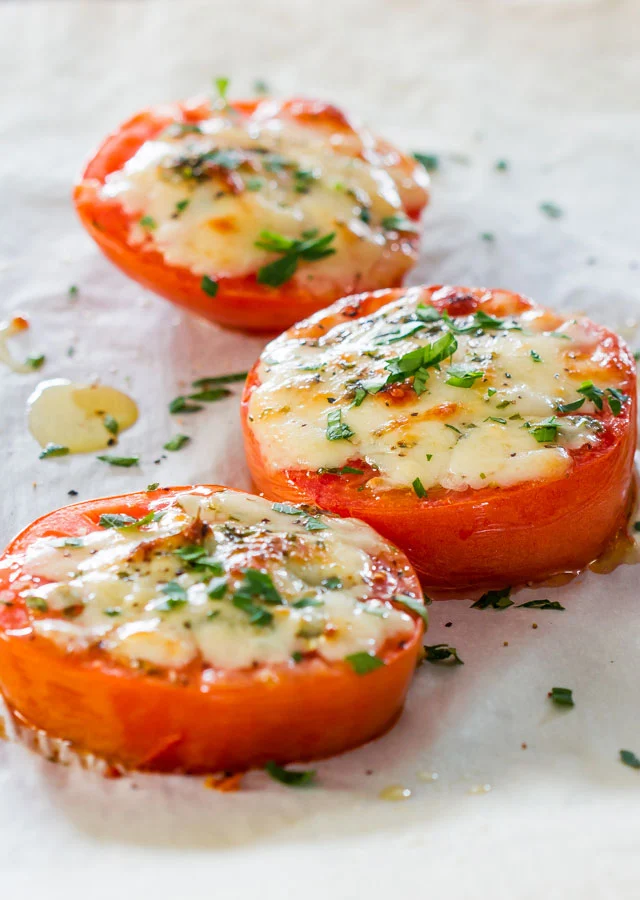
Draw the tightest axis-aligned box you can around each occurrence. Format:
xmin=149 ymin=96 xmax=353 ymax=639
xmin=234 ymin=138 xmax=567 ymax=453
xmin=1 ymin=1 xmax=639 ymax=897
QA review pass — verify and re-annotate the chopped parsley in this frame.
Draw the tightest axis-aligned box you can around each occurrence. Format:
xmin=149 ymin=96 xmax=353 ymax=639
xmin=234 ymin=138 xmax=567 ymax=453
xmin=201 ymin=275 xmax=219 ymax=297
xmin=139 ymin=215 xmax=156 ymax=230
xmin=232 ymin=568 xmax=282 ymax=627
xmin=480 ymin=232 xmax=495 ymax=242
xmin=98 ymin=513 xmax=137 ymax=529
xmin=25 ymin=353 xmax=45 ymax=369
xmin=528 ymin=417 xmax=559 ymax=443
xmin=620 ymin=750 xmax=640 ymax=769
xmin=174 ymin=198 xmax=190 ymax=214
xmin=530 ymin=350 xmax=542 ymax=363
xmin=169 ymin=395 xmax=203 ymax=414
xmin=207 ymin=576 xmax=227 ymax=599
xmin=394 ymin=594 xmax=429 ymax=626
xmin=97 ymin=454 xmax=139 ymax=467
xmin=412 ymin=152 xmax=439 ymax=172
xmin=539 ymin=201 xmax=563 ymax=219
xmin=424 ymin=643 xmax=464 ymax=665
xmin=383 ymin=332 xmax=458 ymax=395
xmin=549 ymin=686 xmax=574 ymax=707
xmin=321 ymin=577 xmax=342 ymax=590
xmin=39 ymin=443 xmax=69 ymax=459
xmin=164 ymin=434 xmax=190 ymax=452
xmin=265 ymin=761 xmax=316 ymax=787
xmin=255 ymin=229 xmax=336 ymax=287
xmin=381 ymin=214 xmax=418 ymax=233
xmin=445 ymin=364 xmax=484 ymax=387
xmin=99 ymin=511 xmax=161 ymax=530
xmin=412 ymin=477 xmax=427 ymax=499
xmin=326 ymin=408 xmax=354 ymax=441
xmin=345 ymin=652 xmax=385 ymax=674
xmin=471 ymin=587 xmax=513 ymax=610
xmin=146 ymin=482 xmax=160 ymax=491
xmin=214 ymin=76 xmax=230 ymax=102
xmin=103 ymin=414 xmax=119 ymax=435
xmin=495 ymin=159 xmax=509 ymax=171
xmin=68 ymin=284 xmax=79 ymax=297
xmin=188 ymin=387 xmax=231 ymax=403
xmin=191 ymin=372 xmax=248 ymax=387
xmin=517 ymin=599 xmax=565 ymax=610
xmin=158 ymin=581 xmax=188 ymax=610
xmin=606 ymin=387 xmax=629 ymax=416
xmin=318 ymin=465 xmax=364 ymax=475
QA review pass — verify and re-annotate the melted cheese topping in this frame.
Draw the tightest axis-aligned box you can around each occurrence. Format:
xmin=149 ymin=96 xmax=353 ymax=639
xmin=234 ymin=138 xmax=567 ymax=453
xmin=14 ymin=490 xmax=415 ymax=671
xmin=248 ymin=289 xmax=621 ymax=492
xmin=98 ymin=103 xmax=427 ymax=293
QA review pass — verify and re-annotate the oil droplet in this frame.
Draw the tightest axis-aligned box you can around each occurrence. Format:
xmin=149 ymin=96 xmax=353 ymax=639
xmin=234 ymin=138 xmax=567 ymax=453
xmin=588 ymin=527 xmax=640 ymax=574
xmin=28 ymin=379 xmax=138 ymax=453
xmin=417 ymin=770 xmax=439 ymax=783
xmin=469 ymin=783 xmax=492 ymax=794
xmin=0 ymin=317 xmax=33 ymax=373
xmin=379 ymin=784 xmax=412 ymax=802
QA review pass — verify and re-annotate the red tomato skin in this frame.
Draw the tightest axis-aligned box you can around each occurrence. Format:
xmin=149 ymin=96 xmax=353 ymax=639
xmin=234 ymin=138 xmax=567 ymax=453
xmin=74 ymin=99 xmax=429 ymax=333
xmin=0 ymin=487 xmax=424 ymax=773
xmin=241 ymin=287 xmax=637 ymax=589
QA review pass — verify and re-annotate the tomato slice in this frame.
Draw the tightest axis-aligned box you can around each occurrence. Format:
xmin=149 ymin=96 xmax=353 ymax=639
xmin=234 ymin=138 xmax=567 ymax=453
xmin=0 ymin=486 xmax=425 ymax=773
xmin=241 ymin=286 xmax=637 ymax=589
xmin=74 ymin=97 xmax=429 ymax=333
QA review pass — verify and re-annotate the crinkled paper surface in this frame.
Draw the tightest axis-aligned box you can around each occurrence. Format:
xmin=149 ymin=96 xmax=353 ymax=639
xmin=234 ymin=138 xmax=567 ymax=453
xmin=1 ymin=0 xmax=639 ymax=897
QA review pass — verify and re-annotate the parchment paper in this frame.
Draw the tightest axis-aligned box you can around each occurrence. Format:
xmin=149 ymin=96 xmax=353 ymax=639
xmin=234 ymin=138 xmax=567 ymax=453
xmin=1 ymin=1 xmax=639 ymax=898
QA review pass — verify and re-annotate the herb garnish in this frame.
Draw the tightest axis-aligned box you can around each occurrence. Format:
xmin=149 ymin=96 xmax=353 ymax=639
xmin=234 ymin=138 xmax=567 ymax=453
xmin=620 ymin=750 xmax=640 ymax=769
xmin=381 ymin=214 xmax=419 ymax=233
xmin=164 ymin=434 xmax=190 ymax=452
xmin=517 ymin=599 xmax=565 ymax=610
xmin=191 ymin=372 xmax=248 ymax=387
xmin=471 ymin=587 xmax=513 ymax=610
xmin=412 ymin=152 xmax=439 ymax=172
xmin=424 ymin=644 xmax=464 ymax=665
xmin=255 ymin=229 xmax=336 ymax=287
xmin=528 ymin=417 xmax=559 ymax=443
xmin=232 ymin=568 xmax=281 ymax=626
xmin=158 ymin=581 xmax=188 ymax=610
xmin=139 ymin=215 xmax=156 ymax=230
xmin=214 ymin=76 xmax=230 ymax=103
xmin=530 ymin=350 xmax=542 ymax=363
xmin=146 ymin=482 xmax=160 ymax=491
xmin=549 ymin=686 xmax=574 ymax=707
xmin=39 ymin=443 xmax=69 ymax=459
xmin=326 ymin=408 xmax=354 ymax=441
xmin=103 ymin=414 xmax=119 ymax=436
xmin=394 ymin=594 xmax=429 ymax=626
xmin=97 ymin=454 xmax=139 ymax=467
xmin=201 ymin=275 xmax=219 ymax=297
xmin=540 ymin=201 xmax=563 ymax=218
xmin=169 ymin=396 xmax=203 ymax=414
xmin=265 ymin=761 xmax=316 ymax=787
xmin=25 ymin=353 xmax=45 ymax=370
xmin=445 ymin=364 xmax=484 ymax=387
xmin=345 ymin=652 xmax=385 ymax=674
xmin=412 ymin=477 xmax=427 ymax=499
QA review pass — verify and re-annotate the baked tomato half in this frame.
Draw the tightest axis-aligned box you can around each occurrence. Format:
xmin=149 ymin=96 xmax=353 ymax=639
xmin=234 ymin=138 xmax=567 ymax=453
xmin=0 ymin=486 xmax=425 ymax=773
xmin=242 ymin=285 xmax=637 ymax=589
xmin=74 ymin=95 xmax=429 ymax=332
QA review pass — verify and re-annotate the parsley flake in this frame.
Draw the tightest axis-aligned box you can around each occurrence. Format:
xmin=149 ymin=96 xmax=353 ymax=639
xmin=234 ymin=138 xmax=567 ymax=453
xmin=201 ymin=275 xmax=219 ymax=297
xmin=424 ymin=644 xmax=464 ymax=665
xmin=549 ymin=686 xmax=574 ymax=707
xmin=97 ymin=454 xmax=139 ymax=467
xmin=326 ymin=408 xmax=354 ymax=441
xmin=345 ymin=652 xmax=385 ymax=675
xmin=39 ymin=443 xmax=69 ymax=459
xmin=471 ymin=587 xmax=513 ymax=610
xmin=265 ymin=761 xmax=316 ymax=787
xmin=256 ymin=229 xmax=336 ymax=287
